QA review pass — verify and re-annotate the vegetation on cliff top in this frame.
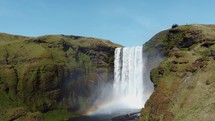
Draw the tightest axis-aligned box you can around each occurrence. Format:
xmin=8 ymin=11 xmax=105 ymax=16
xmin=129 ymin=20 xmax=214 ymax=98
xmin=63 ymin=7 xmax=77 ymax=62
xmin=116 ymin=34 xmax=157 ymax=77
xmin=140 ymin=24 xmax=215 ymax=121
xmin=1 ymin=24 xmax=215 ymax=121
xmin=0 ymin=33 xmax=121 ymax=121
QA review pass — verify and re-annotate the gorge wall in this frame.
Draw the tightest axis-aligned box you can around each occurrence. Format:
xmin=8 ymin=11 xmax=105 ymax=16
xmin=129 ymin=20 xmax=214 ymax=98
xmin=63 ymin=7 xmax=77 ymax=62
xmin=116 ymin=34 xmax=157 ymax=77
xmin=1 ymin=24 xmax=215 ymax=121
xmin=0 ymin=33 xmax=121 ymax=121
xmin=140 ymin=24 xmax=215 ymax=121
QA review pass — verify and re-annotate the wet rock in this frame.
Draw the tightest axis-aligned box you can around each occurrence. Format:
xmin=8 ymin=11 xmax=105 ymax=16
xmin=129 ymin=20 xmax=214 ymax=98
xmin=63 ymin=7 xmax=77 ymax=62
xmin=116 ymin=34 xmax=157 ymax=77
xmin=112 ymin=112 xmax=140 ymax=121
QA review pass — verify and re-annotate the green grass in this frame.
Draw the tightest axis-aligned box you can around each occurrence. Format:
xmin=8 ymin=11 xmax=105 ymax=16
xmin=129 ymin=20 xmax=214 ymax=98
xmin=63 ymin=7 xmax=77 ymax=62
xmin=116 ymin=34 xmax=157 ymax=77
xmin=0 ymin=91 xmax=26 ymax=112
xmin=198 ymin=50 xmax=210 ymax=57
xmin=43 ymin=109 xmax=78 ymax=121
xmin=0 ymin=32 xmax=120 ymax=120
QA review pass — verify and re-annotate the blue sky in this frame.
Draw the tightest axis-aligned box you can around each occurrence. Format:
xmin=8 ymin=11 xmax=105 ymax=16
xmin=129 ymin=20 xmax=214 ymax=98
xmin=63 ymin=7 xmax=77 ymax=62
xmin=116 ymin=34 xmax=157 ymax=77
xmin=0 ymin=0 xmax=215 ymax=46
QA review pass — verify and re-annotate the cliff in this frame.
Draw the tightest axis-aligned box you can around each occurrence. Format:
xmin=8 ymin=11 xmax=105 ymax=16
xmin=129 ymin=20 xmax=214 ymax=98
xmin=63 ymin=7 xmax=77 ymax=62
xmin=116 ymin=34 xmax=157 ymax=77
xmin=140 ymin=24 xmax=215 ymax=121
xmin=0 ymin=33 xmax=121 ymax=121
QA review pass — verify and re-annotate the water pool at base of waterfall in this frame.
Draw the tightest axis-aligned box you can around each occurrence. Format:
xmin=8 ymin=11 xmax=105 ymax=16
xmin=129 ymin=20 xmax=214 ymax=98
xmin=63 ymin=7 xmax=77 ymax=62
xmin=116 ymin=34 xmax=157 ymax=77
xmin=69 ymin=115 xmax=113 ymax=121
xmin=69 ymin=109 xmax=140 ymax=121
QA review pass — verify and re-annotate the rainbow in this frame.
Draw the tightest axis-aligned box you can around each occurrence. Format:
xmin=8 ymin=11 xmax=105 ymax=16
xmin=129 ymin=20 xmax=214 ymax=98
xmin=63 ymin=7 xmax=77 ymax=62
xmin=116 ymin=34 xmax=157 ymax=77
xmin=83 ymin=98 xmax=119 ymax=115
xmin=83 ymin=92 xmax=152 ymax=115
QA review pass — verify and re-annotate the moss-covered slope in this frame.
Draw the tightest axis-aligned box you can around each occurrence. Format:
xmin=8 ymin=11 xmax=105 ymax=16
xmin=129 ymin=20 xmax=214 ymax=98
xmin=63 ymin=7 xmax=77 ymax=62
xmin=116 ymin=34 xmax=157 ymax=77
xmin=0 ymin=33 xmax=121 ymax=121
xmin=140 ymin=24 xmax=215 ymax=121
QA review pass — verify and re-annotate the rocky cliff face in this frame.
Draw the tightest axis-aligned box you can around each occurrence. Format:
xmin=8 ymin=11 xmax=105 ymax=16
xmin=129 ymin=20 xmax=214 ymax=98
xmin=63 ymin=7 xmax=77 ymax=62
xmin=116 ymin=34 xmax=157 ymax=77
xmin=0 ymin=33 xmax=121 ymax=120
xmin=140 ymin=24 xmax=215 ymax=121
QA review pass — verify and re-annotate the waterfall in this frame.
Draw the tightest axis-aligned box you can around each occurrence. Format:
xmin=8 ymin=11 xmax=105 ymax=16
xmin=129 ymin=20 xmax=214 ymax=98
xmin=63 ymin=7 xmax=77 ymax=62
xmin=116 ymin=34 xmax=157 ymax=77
xmin=85 ymin=45 xmax=156 ymax=115
xmin=113 ymin=46 xmax=152 ymax=109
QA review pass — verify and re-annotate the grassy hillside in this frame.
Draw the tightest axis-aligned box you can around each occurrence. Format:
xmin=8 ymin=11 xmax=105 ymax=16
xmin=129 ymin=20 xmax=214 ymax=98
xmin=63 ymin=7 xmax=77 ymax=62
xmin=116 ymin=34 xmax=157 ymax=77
xmin=140 ymin=24 xmax=215 ymax=121
xmin=0 ymin=33 xmax=121 ymax=121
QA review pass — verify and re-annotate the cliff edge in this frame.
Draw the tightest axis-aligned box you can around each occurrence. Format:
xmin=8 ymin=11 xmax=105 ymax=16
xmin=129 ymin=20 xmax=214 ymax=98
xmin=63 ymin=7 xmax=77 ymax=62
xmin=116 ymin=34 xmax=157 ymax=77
xmin=0 ymin=33 xmax=121 ymax=121
xmin=140 ymin=24 xmax=215 ymax=121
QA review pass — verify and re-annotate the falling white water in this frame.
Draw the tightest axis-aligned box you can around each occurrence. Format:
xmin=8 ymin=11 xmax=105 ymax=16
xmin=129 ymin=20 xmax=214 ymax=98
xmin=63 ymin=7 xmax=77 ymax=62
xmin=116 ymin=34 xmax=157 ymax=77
xmin=113 ymin=46 xmax=151 ymax=109
xmin=88 ymin=46 xmax=156 ymax=115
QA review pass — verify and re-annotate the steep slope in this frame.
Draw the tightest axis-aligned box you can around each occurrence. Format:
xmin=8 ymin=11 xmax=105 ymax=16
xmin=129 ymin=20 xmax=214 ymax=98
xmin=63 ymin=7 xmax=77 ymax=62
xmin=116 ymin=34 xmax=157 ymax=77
xmin=140 ymin=24 xmax=215 ymax=121
xmin=0 ymin=33 xmax=121 ymax=121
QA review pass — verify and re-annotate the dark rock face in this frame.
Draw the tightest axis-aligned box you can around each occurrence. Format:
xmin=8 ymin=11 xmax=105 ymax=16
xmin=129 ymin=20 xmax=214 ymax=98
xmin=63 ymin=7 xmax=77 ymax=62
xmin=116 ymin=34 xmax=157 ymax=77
xmin=0 ymin=33 xmax=121 ymax=120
